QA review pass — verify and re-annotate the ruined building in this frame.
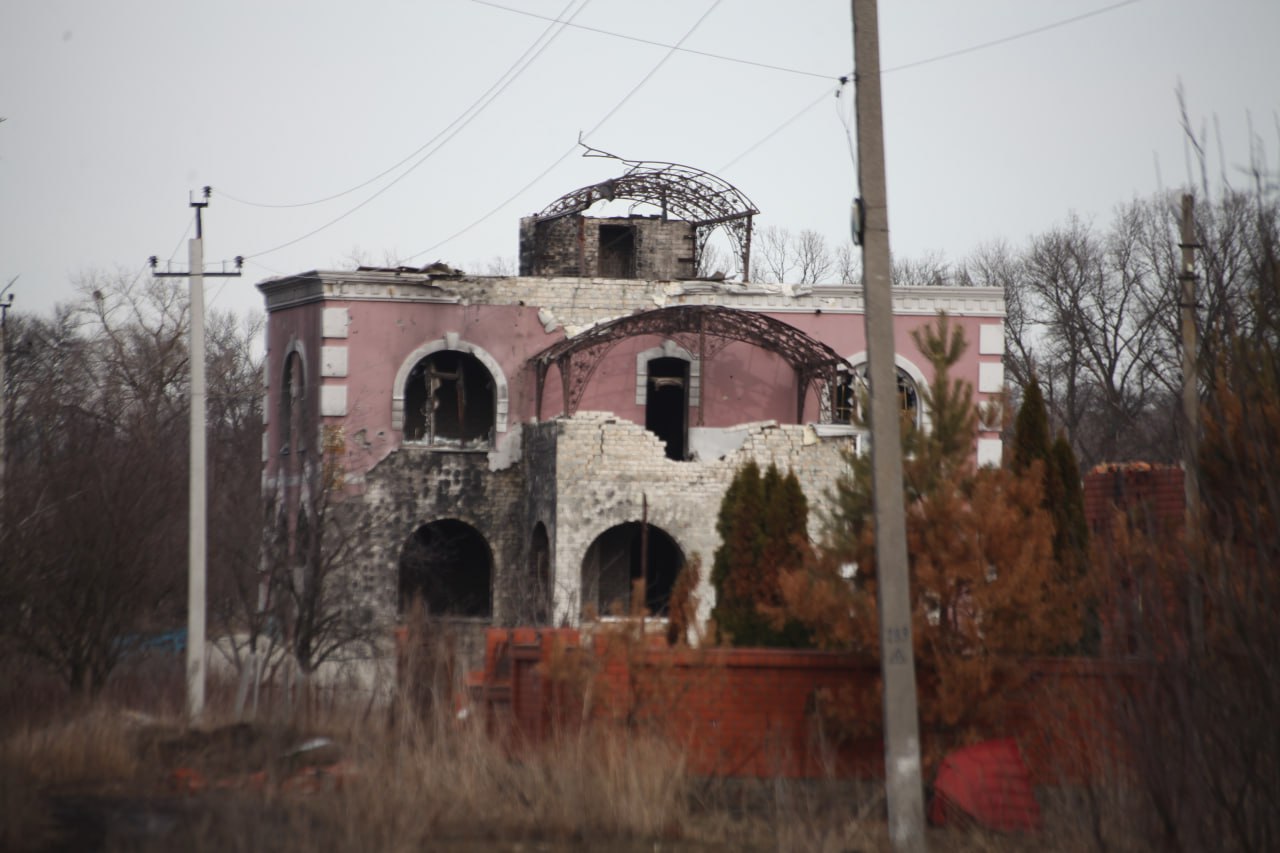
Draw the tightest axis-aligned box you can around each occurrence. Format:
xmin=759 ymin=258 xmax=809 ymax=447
xmin=257 ymin=156 xmax=1006 ymax=646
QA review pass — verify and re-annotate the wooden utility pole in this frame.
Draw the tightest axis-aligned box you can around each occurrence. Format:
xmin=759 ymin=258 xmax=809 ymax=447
xmin=152 ymin=189 xmax=242 ymax=722
xmin=850 ymin=2 xmax=927 ymax=850
xmin=1179 ymin=193 xmax=1204 ymax=654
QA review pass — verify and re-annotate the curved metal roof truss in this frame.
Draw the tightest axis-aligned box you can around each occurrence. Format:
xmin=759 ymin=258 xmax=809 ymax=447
xmin=532 ymin=305 xmax=845 ymax=424
xmin=534 ymin=150 xmax=760 ymax=280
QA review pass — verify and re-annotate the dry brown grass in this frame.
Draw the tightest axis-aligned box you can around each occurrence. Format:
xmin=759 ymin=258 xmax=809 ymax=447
xmin=1 ymin=668 xmax=1166 ymax=852
xmin=1 ymin=707 xmax=154 ymax=852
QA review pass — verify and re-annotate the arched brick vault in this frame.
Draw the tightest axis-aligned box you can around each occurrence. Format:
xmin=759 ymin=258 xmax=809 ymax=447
xmin=532 ymin=149 xmax=760 ymax=280
xmin=531 ymin=305 xmax=846 ymax=424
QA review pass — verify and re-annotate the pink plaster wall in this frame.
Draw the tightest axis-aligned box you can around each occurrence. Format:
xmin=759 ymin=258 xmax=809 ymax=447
xmin=264 ymin=291 xmax=1005 ymax=480
xmin=263 ymin=302 xmax=324 ymax=482
xmin=310 ymin=300 xmax=558 ymax=476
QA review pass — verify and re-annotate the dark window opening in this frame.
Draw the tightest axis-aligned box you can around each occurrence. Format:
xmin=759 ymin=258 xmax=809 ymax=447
xmin=581 ymin=522 xmax=683 ymax=618
xmin=833 ymin=369 xmax=858 ymax=425
xmin=645 ymin=357 xmax=688 ymax=461
xmin=398 ymin=519 xmax=493 ymax=617
xmin=598 ymin=225 xmax=635 ymax=278
xmin=403 ymin=351 xmax=495 ymax=447
xmin=834 ymin=365 xmax=919 ymax=429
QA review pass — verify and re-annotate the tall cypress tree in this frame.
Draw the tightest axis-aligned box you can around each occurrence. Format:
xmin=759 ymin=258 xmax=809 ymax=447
xmin=712 ymin=461 xmax=811 ymax=647
xmin=1011 ymin=375 xmax=1052 ymax=475
xmin=1012 ymin=376 xmax=1091 ymax=649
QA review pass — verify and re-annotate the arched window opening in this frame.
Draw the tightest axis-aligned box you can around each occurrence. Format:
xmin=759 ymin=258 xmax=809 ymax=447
xmin=526 ymin=523 xmax=552 ymax=625
xmin=580 ymin=522 xmax=683 ymax=618
xmin=398 ymin=520 xmax=493 ymax=618
xmin=645 ymin=357 xmax=689 ymax=461
xmin=280 ymin=351 xmax=305 ymax=456
xmin=403 ymin=351 xmax=495 ymax=448
xmin=833 ymin=364 xmax=921 ymax=430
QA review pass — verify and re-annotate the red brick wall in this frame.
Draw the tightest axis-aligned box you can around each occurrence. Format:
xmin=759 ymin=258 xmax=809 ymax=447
xmin=469 ymin=628 xmax=1145 ymax=784
xmin=1084 ymin=464 xmax=1184 ymax=537
xmin=1083 ymin=464 xmax=1189 ymax=658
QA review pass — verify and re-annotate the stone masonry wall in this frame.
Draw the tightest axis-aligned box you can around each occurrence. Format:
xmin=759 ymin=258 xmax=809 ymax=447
xmin=519 ymin=215 xmax=695 ymax=280
xmin=539 ymin=412 xmax=855 ymax=625
xmin=345 ymin=448 xmax=527 ymax=636
xmin=519 ymin=419 xmax=559 ymax=624
xmin=436 ymin=275 xmax=1004 ymax=338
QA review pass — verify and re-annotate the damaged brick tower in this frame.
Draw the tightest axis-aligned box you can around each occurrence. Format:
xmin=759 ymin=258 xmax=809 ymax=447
xmin=256 ymin=151 xmax=1007 ymax=672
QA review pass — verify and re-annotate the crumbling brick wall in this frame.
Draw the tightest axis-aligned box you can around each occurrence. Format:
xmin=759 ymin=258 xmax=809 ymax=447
xmin=534 ymin=413 xmax=854 ymax=625
xmin=519 ymin=215 xmax=696 ymax=280
xmin=342 ymin=446 xmax=528 ymax=668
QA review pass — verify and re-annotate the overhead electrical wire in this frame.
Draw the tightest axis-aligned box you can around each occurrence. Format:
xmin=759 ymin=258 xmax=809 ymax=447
xmin=225 ymin=0 xmax=592 ymax=264
xmin=471 ymin=0 xmax=835 ymax=81
xmin=223 ymin=0 xmax=1142 ymax=267
xmin=404 ymin=0 xmax=724 ymax=264
xmin=718 ymin=82 xmax=846 ymax=174
xmin=879 ymin=0 xmax=1143 ymax=75
xmin=219 ymin=0 xmax=588 ymax=212
xmin=720 ymin=0 xmax=1144 ymax=172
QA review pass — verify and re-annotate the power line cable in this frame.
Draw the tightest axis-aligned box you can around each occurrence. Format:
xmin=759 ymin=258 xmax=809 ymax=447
xmin=581 ymin=0 xmax=722 ymax=140
xmin=227 ymin=1 xmax=591 ymax=263
xmin=879 ymin=0 xmax=1143 ymax=75
xmin=471 ymin=0 xmax=835 ymax=80
xmin=168 ymin=215 xmax=194 ymax=264
xmin=719 ymin=82 xmax=844 ymax=173
xmin=219 ymin=0 xmax=587 ymax=211
xmin=836 ymin=78 xmax=858 ymax=175
xmin=405 ymin=0 xmax=724 ymax=264
xmin=721 ymin=0 xmax=1143 ymax=172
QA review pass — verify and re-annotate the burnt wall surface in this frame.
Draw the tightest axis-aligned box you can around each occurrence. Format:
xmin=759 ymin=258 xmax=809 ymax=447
xmin=520 ymin=215 xmax=695 ymax=280
xmin=345 ymin=447 xmax=527 ymax=632
xmin=519 ymin=422 xmax=559 ymax=625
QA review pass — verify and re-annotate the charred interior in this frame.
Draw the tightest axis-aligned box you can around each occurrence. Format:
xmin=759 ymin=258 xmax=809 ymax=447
xmin=398 ymin=519 xmax=493 ymax=617
xmin=645 ymin=357 xmax=689 ymax=460
xmin=833 ymin=365 xmax=921 ymax=428
xmin=581 ymin=522 xmax=683 ymax=617
xmin=403 ymin=351 xmax=496 ymax=447
xmin=598 ymin=224 xmax=636 ymax=278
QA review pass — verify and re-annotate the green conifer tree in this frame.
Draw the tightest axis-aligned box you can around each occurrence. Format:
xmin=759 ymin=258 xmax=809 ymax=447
xmin=711 ymin=461 xmax=811 ymax=647
xmin=1011 ymin=375 xmax=1052 ymax=475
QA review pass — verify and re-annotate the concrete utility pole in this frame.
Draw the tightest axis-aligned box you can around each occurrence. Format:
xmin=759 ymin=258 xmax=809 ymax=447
xmin=1179 ymin=193 xmax=1204 ymax=655
xmin=850 ymin=2 xmax=927 ymax=850
xmin=152 ymin=189 xmax=242 ymax=722
xmin=0 ymin=277 xmax=15 ymax=527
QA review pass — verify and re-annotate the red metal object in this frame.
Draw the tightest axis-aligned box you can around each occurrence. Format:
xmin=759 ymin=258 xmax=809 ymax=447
xmin=929 ymin=738 xmax=1042 ymax=832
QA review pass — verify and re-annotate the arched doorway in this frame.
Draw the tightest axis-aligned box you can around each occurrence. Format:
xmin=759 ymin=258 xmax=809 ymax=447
xmin=398 ymin=519 xmax=493 ymax=617
xmin=580 ymin=522 xmax=684 ymax=617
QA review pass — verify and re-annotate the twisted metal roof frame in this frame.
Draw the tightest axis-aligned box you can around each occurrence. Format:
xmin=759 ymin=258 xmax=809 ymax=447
xmin=531 ymin=304 xmax=845 ymax=423
xmin=532 ymin=146 xmax=760 ymax=280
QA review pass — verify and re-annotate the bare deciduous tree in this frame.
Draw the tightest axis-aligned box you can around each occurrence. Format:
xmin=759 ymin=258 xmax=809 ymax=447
xmin=751 ymin=226 xmax=837 ymax=284
xmin=0 ymin=271 xmax=265 ymax=695
xmin=834 ymin=242 xmax=861 ymax=285
xmin=795 ymin=229 xmax=834 ymax=284
xmin=257 ymin=431 xmax=382 ymax=708
xmin=892 ymin=250 xmax=952 ymax=288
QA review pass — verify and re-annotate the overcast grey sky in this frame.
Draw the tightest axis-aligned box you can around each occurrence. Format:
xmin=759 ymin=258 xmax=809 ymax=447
xmin=3 ymin=0 xmax=1278 ymax=320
